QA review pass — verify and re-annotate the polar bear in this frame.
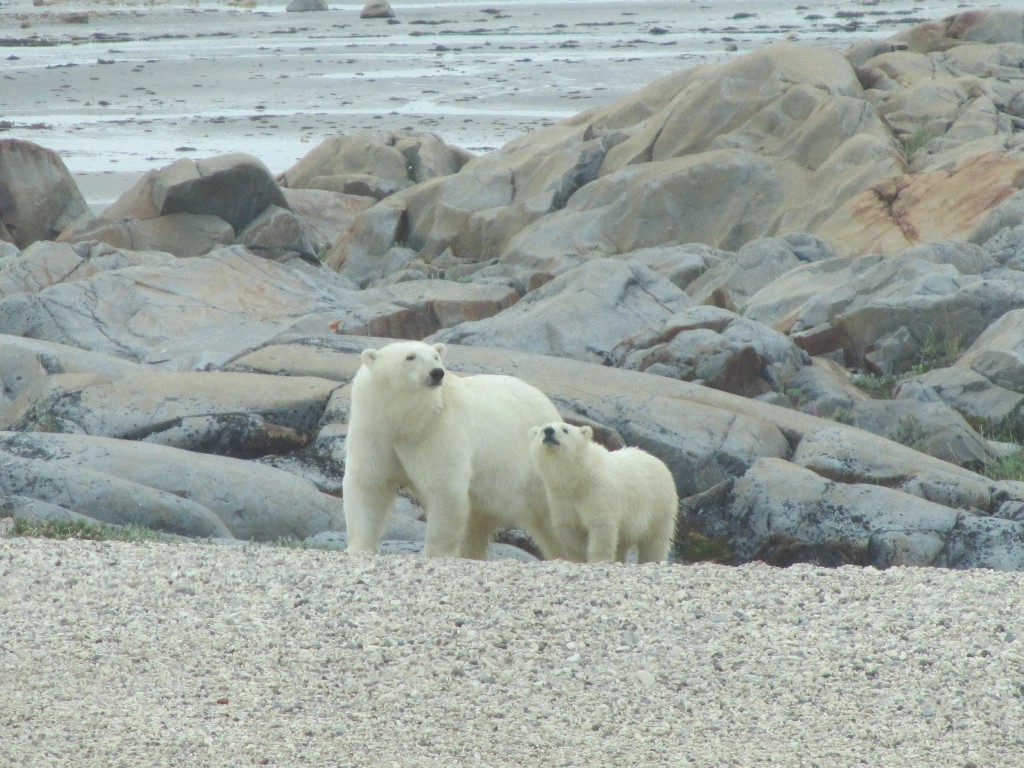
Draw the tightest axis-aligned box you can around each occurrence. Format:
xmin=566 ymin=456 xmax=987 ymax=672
xmin=530 ymin=422 xmax=677 ymax=564
xmin=342 ymin=340 xmax=564 ymax=559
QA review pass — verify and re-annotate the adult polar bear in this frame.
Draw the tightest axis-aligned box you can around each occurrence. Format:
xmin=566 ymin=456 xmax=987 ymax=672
xmin=343 ymin=340 xmax=564 ymax=559
xmin=530 ymin=422 xmax=677 ymax=563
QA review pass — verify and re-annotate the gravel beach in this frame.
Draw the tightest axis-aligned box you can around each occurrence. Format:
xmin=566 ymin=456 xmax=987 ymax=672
xmin=2 ymin=537 xmax=1023 ymax=767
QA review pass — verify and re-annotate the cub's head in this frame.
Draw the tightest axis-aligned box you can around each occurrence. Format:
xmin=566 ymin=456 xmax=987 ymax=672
xmin=360 ymin=341 xmax=447 ymax=390
xmin=530 ymin=422 xmax=592 ymax=457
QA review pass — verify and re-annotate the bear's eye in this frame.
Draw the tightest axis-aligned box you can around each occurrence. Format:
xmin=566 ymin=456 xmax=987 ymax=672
xmin=405 ymin=354 xmax=416 ymax=361
xmin=562 ymin=426 xmax=569 ymax=433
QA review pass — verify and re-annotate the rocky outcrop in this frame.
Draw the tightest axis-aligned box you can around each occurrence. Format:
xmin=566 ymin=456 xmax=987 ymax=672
xmin=5 ymin=12 xmax=1024 ymax=569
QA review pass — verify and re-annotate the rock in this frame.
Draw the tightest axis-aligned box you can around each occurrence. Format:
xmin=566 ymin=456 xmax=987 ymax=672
xmin=59 ymin=154 xmax=290 ymax=257
xmin=151 ymin=153 xmax=288 ymax=232
xmin=893 ymin=10 xmax=1024 ymax=51
xmin=0 ymin=244 xmax=362 ymax=370
xmin=0 ymin=139 xmax=89 ymax=249
xmin=60 ymin=213 xmax=236 ymax=258
xmin=957 ymin=309 xmax=1024 ymax=393
xmin=613 ymin=304 xmax=810 ymax=398
xmin=286 ymin=0 xmax=327 ymax=10
xmin=845 ymin=398 xmax=998 ymax=468
xmin=817 ymin=153 xmax=1024 ymax=257
xmin=0 ymin=431 xmax=339 ymax=541
xmin=2 ymin=494 xmax=104 ymax=526
xmin=687 ymin=234 xmax=837 ymax=311
xmin=279 ymin=187 xmax=376 ymax=254
xmin=359 ymin=0 xmax=394 ymax=19
xmin=686 ymin=456 xmax=964 ymax=567
xmin=792 ymin=425 xmax=998 ymax=512
xmin=238 ymin=205 xmax=321 ymax=263
xmin=432 ymin=259 xmax=692 ymax=365
xmin=0 ymin=449 xmax=234 ymax=539
xmin=0 ymin=369 xmax=339 ymax=457
xmin=896 ymin=366 xmax=1024 ymax=438
xmin=0 ymin=334 xmax=146 ymax=412
xmin=783 ymin=244 xmax=1024 ymax=373
xmin=280 ymin=131 xmax=466 ymax=192
xmin=780 ymin=357 xmax=870 ymax=419
xmin=343 ymin=279 xmax=521 ymax=340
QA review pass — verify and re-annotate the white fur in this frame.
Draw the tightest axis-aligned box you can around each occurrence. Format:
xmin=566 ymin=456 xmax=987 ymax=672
xmin=530 ymin=422 xmax=678 ymax=563
xmin=342 ymin=340 xmax=564 ymax=559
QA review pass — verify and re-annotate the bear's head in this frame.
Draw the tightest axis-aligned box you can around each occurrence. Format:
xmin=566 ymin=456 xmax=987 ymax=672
xmin=360 ymin=340 xmax=448 ymax=390
xmin=530 ymin=421 xmax=592 ymax=455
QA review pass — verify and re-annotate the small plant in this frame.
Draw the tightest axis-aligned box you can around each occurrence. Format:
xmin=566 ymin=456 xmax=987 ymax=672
xmin=889 ymin=415 xmax=928 ymax=450
xmin=899 ymin=126 xmax=930 ymax=163
xmin=908 ymin=324 xmax=964 ymax=375
xmin=829 ymin=406 xmax=853 ymax=424
xmin=981 ymin=450 xmax=1024 ymax=482
xmin=672 ymin=525 xmax=735 ymax=564
xmin=852 ymin=373 xmax=897 ymax=399
xmin=8 ymin=517 xmax=168 ymax=543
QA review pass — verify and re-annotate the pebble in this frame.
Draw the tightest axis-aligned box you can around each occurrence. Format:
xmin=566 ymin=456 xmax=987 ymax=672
xmin=2 ymin=539 xmax=1023 ymax=767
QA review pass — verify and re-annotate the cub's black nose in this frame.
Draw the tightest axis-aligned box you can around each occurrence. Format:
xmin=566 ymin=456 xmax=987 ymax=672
xmin=430 ymin=367 xmax=445 ymax=383
xmin=543 ymin=425 xmax=556 ymax=437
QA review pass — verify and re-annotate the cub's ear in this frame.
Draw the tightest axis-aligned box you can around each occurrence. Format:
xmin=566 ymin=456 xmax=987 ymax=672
xmin=361 ymin=348 xmax=379 ymax=367
xmin=432 ymin=342 xmax=447 ymax=361
xmin=580 ymin=425 xmax=594 ymax=441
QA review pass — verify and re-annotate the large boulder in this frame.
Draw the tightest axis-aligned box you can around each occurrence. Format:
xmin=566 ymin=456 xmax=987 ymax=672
xmin=432 ymin=259 xmax=693 ymax=365
xmin=0 ymin=139 xmax=89 ymax=249
xmin=0 ymin=369 xmax=340 ymax=459
xmin=59 ymin=154 xmax=295 ymax=258
xmin=0 ymin=431 xmax=339 ymax=541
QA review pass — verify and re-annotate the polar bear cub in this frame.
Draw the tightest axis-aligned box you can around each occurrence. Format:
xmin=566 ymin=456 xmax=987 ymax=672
xmin=342 ymin=340 xmax=564 ymax=559
xmin=530 ymin=422 xmax=677 ymax=564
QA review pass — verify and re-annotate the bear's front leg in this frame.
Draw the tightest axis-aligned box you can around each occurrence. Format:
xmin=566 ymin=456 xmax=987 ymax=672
xmin=421 ymin=487 xmax=471 ymax=558
xmin=586 ymin=523 xmax=620 ymax=563
xmin=342 ymin=475 xmax=397 ymax=554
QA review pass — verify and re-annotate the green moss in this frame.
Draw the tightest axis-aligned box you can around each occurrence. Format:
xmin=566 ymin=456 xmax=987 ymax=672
xmin=9 ymin=517 xmax=168 ymax=542
xmin=852 ymin=373 xmax=897 ymax=399
xmin=672 ymin=526 xmax=735 ymax=564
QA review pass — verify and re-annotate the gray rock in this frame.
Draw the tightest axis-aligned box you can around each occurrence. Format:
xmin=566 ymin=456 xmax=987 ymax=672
xmin=896 ymin=366 xmax=1024 ymax=436
xmin=432 ymin=259 xmax=692 ymax=365
xmin=0 ymin=370 xmax=339 ymax=458
xmin=359 ymin=0 xmax=394 ymax=19
xmin=0 ymin=431 xmax=339 ymax=541
xmin=59 ymin=212 xmax=236 ymax=258
xmin=152 ymin=153 xmax=288 ymax=232
xmin=792 ymin=425 xmax=999 ymax=512
xmin=958 ymin=309 xmax=1024 ymax=392
xmin=0 ymin=244 xmax=364 ymax=370
xmin=0 ymin=450 xmax=234 ymax=539
xmin=286 ymin=0 xmax=327 ymax=10
xmin=0 ymin=139 xmax=89 ymax=249
xmin=686 ymin=456 xmax=964 ymax=567
xmin=846 ymin=398 xmax=998 ymax=468
xmin=614 ymin=304 xmax=810 ymax=397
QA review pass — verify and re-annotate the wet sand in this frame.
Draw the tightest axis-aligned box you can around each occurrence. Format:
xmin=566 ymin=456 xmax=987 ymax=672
xmin=0 ymin=0 xmax=985 ymax=210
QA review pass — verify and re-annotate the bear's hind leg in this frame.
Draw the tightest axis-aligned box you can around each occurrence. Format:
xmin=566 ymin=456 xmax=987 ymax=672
xmin=462 ymin=512 xmax=500 ymax=560
xmin=637 ymin=512 xmax=675 ymax=564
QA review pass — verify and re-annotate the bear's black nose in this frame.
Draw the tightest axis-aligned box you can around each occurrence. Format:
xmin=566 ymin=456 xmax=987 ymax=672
xmin=543 ymin=425 xmax=556 ymax=437
xmin=429 ymin=367 xmax=445 ymax=384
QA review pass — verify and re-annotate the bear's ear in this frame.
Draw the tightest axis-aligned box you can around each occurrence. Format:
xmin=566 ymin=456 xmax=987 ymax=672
xmin=580 ymin=425 xmax=594 ymax=441
xmin=432 ymin=343 xmax=447 ymax=361
xmin=361 ymin=348 xmax=379 ymax=368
